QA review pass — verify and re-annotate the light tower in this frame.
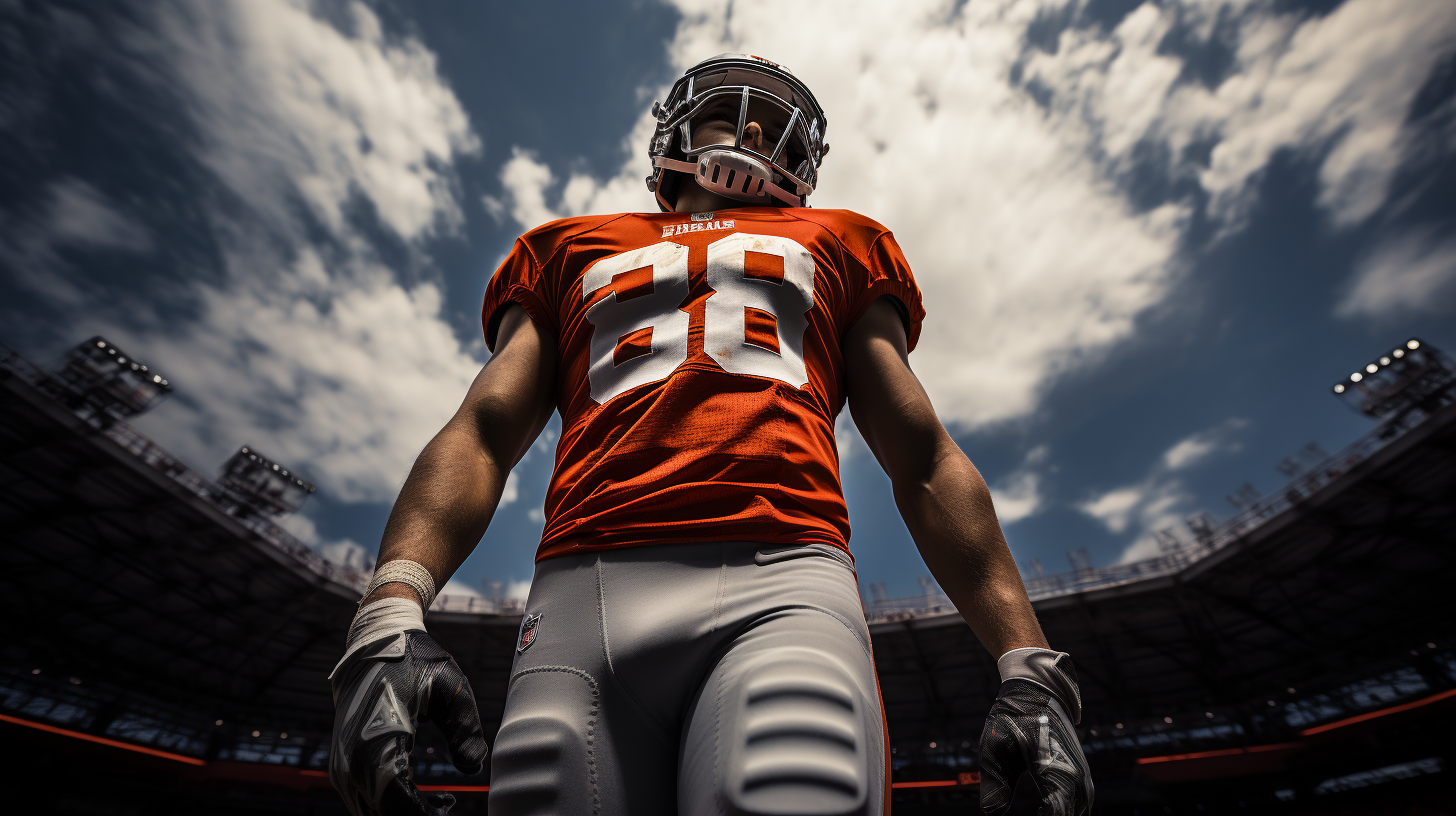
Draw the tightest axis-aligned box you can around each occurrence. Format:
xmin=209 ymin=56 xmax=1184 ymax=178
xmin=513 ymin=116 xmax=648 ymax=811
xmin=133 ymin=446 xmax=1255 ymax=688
xmin=1331 ymin=338 xmax=1455 ymax=423
xmin=216 ymin=445 xmax=317 ymax=516
xmin=52 ymin=336 xmax=172 ymax=422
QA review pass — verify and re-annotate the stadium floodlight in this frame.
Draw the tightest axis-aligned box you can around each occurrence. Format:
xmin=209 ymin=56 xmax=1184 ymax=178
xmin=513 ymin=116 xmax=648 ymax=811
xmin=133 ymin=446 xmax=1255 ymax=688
xmin=52 ymin=336 xmax=172 ymax=421
xmin=1333 ymin=337 xmax=1454 ymax=420
xmin=217 ymin=445 xmax=317 ymax=516
xmin=215 ymin=719 xmax=224 ymax=726
xmin=1163 ymin=716 xmax=1172 ymax=724
xmin=1333 ymin=384 xmax=1346 ymax=394
xmin=1205 ymin=712 xmax=1214 ymax=718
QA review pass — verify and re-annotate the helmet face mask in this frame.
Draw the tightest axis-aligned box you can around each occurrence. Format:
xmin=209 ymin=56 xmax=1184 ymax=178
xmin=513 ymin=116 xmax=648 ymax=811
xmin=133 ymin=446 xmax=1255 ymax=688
xmin=648 ymin=54 xmax=828 ymax=211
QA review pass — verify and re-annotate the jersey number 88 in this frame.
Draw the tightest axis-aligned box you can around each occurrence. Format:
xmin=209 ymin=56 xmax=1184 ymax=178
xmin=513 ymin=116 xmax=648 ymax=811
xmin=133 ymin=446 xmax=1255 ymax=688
xmin=583 ymin=233 xmax=816 ymax=403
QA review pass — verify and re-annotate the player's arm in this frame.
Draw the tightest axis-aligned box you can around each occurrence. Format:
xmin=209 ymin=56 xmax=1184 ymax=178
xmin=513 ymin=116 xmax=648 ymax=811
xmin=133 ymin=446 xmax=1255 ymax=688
xmin=366 ymin=303 xmax=558 ymax=605
xmin=329 ymin=304 xmax=555 ymax=816
xmin=842 ymin=297 xmax=1043 ymax=656
xmin=843 ymin=297 xmax=1092 ymax=816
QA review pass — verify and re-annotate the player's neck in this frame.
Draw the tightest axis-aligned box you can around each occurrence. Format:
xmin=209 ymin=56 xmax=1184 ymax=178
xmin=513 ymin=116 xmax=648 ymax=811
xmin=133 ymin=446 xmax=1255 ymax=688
xmin=673 ymin=184 xmax=750 ymax=214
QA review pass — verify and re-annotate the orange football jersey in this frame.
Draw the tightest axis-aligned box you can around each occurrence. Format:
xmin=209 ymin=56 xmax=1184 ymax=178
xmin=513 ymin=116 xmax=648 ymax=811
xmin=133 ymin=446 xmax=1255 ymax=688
xmin=481 ymin=207 xmax=925 ymax=562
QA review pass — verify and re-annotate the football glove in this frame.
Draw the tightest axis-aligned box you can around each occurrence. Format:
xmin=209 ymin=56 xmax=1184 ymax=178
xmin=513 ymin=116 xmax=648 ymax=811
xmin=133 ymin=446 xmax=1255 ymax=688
xmin=329 ymin=629 xmax=488 ymax=816
xmin=979 ymin=649 xmax=1094 ymax=816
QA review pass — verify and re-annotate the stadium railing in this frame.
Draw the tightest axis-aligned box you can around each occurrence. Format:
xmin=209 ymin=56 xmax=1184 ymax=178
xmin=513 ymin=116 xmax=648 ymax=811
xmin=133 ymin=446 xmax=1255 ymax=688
xmin=863 ymin=402 xmax=1438 ymax=622
xmin=0 ymin=342 xmax=1434 ymax=623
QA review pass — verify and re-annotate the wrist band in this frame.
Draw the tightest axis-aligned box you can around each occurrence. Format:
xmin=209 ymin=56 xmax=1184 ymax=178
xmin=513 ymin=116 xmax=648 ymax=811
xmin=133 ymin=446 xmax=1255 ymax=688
xmin=363 ymin=559 xmax=437 ymax=610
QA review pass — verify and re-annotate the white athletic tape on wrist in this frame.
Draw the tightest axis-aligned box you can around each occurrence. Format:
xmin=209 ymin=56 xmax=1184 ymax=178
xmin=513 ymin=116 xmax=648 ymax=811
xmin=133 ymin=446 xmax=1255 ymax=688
xmin=330 ymin=597 xmax=425 ymax=680
xmin=364 ymin=559 xmax=437 ymax=610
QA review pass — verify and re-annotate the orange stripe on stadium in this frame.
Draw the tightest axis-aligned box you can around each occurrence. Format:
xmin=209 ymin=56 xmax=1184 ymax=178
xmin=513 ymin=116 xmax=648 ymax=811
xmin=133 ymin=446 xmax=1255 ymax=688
xmin=1299 ymin=687 xmax=1456 ymax=736
xmin=1136 ymin=742 xmax=1302 ymax=764
xmin=891 ymin=779 xmax=959 ymax=788
xmin=0 ymin=712 xmax=207 ymax=765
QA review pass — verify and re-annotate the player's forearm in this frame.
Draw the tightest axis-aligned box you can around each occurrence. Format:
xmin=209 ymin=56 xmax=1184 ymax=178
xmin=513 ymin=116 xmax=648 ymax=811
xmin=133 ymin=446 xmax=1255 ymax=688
xmin=365 ymin=420 xmax=511 ymax=606
xmin=362 ymin=306 xmax=556 ymax=609
xmin=893 ymin=440 xmax=1048 ymax=657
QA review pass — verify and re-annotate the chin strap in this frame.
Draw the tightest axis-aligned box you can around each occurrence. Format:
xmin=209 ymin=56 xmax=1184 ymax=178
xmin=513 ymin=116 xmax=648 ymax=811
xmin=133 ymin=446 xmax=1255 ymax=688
xmin=652 ymin=154 xmax=804 ymax=207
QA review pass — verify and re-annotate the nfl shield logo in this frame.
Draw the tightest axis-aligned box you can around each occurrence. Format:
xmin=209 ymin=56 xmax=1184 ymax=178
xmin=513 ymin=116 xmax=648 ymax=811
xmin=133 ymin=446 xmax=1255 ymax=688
xmin=517 ymin=613 xmax=541 ymax=653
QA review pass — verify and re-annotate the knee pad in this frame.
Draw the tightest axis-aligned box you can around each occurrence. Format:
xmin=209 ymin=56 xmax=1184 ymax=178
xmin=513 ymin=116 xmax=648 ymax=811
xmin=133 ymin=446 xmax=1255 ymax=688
xmin=719 ymin=648 xmax=878 ymax=816
xmin=489 ymin=667 xmax=601 ymax=816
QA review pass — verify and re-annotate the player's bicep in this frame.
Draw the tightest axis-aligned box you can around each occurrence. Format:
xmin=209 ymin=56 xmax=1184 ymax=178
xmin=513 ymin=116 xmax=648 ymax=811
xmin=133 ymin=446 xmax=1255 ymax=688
xmin=456 ymin=303 xmax=558 ymax=468
xmin=842 ymin=297 xmax=948 ymax=486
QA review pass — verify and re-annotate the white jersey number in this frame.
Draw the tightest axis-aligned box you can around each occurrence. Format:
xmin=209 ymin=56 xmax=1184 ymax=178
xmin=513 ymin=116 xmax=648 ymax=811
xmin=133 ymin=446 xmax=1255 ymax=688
xmin=705 ymin=233 xmax=815 ymax=388
xmin=584 ymin=242 xmax=690 ymax=404
xmin=583 ymin=233 xmax=816 ymax=403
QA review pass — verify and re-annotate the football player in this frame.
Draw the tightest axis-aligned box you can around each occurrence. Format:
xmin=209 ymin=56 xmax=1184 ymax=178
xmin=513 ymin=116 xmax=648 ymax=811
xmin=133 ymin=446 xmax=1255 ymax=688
xmin=329 ymin=54 xmax=1093 ymax=816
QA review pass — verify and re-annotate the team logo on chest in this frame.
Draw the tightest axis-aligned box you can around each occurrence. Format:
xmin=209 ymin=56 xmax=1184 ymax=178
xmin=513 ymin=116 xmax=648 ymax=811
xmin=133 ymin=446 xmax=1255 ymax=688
xmin=661 ymin=214 xmax=736 ymax=237
xmin=517 ymin=613 xmax=541 ymax=653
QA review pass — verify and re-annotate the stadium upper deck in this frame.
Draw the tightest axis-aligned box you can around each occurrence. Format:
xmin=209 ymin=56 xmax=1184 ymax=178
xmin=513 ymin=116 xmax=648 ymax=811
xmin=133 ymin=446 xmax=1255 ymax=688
xmin=2 ymin=339 xmax=1453 ymax=814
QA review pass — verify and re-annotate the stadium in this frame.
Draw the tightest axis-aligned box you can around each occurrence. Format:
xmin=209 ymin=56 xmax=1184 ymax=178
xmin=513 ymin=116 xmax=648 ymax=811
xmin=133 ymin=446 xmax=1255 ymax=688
xmin=3 ymin=332 xmax=1452 ymax=815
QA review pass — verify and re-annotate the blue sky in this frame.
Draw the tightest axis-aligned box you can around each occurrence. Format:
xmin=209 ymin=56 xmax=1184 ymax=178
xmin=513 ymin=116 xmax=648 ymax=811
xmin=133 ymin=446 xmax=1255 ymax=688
xmin=2 ymin=0 xmax=1453 ymax=600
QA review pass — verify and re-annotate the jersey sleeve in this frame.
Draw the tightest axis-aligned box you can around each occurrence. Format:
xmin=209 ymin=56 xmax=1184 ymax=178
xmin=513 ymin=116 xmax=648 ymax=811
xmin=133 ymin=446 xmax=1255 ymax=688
xmin=481 ymin=238 xmax=556 ymax=352
xmin=846 ymin=230 xmax=926 ymax=352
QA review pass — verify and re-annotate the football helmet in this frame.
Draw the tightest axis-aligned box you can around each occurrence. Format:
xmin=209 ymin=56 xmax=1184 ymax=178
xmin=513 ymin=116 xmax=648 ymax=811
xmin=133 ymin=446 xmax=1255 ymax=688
xmin=647 ymin=53 xmax=829 ymax=211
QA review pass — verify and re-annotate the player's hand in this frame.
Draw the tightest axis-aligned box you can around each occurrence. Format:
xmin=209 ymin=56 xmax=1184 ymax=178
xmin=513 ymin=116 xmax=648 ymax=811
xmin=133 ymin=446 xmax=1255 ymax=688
xmin=329 ymin=630 xmax=488 ymax=816
xmin=978 ymin=654 xmax=1093 ymax=815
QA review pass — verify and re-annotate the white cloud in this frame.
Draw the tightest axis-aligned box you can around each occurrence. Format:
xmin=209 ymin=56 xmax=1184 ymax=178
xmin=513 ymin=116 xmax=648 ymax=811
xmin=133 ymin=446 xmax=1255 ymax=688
xmin=504 ymin=578 xmax=532 ymax=601
xmin=1081 ymin=419 xmax=1246 ymax=561
xmin=441 ymin=579 xmax=482 ymax=598
xmin=990 ymin=470 xmax=1043 ymax=525
xmin=1079 ymin=486 xmax=1145 ymax=535
xmin=0 ymin=178 xmax=152 ymax=308
xmin=500 ymin=470 xmax=520 ymax=507
xmin=989 ymin=445 xmax=1051 ymax=524
xmin=1162 ymin=436 xmax=1217 ymax=471
xmin=485 ymin=0 xmax=1452 ymax=432
xmin=64 ymin=0 xmax=491 ymax=501
xmin=42 ymin=178 xmax=153 ymax=252
xmin=278 ymin=511 xmax=373 ymax=570
xmin=1337 ymin=229 xmax=1456 ymax=318
xmin=148 ymin=0 xmax=479 ymax=242
xmin=1027 ymin=0 xmax=1456 ymax=230
xmin=1162 ymin=419 xmax=1246 ymax=470
xmin=138 ymin=274 xmax=480 ymax=501
xmin=1082 ymin=478 xmax=1194 ymax=563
